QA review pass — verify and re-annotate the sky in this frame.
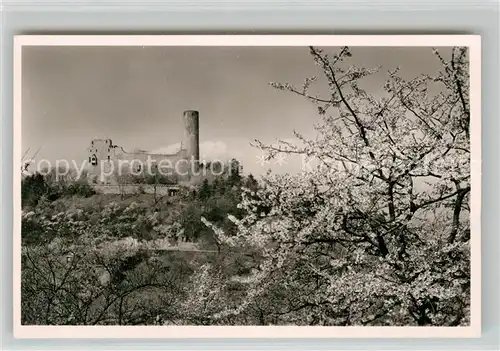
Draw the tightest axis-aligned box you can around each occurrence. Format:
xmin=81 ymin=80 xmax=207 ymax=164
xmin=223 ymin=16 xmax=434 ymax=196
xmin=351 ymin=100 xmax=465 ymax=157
xmin=21 ymin=45 xmax=450 ymax=176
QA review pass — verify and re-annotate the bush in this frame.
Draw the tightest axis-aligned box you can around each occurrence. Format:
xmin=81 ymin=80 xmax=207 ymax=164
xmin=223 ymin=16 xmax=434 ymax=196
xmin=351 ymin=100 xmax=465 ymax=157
xmin=22 ymin=173 xmax=60 ymax=208
xmin=63 ymin=183 xmax=96 ymax=197
xmin=22 ymin=172 xmax=96 ymax=209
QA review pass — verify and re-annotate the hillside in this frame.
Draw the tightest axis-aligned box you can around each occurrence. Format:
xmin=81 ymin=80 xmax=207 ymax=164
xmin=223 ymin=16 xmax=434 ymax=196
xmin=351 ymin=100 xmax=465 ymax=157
xmin=21 ymin=168 xmax=262 ymax=325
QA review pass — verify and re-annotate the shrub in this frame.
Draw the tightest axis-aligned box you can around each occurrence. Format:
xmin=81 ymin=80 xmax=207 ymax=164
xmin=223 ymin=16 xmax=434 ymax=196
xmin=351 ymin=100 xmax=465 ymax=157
xmin=63 ymin=183 xmax=96 ymax=197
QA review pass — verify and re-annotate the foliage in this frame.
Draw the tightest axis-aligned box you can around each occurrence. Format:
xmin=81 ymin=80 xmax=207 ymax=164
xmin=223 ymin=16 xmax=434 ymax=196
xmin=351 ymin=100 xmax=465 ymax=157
xmin=21 ymin=235 xmax=190 ymax=325
xmin=63 ymin=182 xmax=96 ymax=197
xmin=22 ymin=173 xmax=60 ymax=207
xmin=201 ymin=46 xmax=471 ymax=326
xmin=22 ymin=172 xmax=95 ymax=209
xmin=21 ymin=167 xmax=260 ymax=324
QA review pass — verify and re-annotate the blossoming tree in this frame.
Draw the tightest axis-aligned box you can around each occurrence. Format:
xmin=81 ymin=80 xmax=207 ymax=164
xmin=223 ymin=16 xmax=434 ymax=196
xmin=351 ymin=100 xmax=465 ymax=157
xmin=202 ymin=46 xmax=471 ymax=326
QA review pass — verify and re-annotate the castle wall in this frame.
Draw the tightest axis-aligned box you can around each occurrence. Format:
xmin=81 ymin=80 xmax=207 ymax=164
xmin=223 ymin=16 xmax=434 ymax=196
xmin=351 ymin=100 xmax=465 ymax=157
xmin=87 ymin=153 xmax=193 ymax=185
xmin=92 ymin=184 xmax=180 ymax=196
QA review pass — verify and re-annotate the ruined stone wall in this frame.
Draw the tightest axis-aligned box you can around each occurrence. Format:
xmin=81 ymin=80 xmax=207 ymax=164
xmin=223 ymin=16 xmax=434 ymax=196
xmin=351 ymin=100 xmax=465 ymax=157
xmin=92 ymin=184 xmax=179 ymax=196
xmin=87 ymin=143 xmax=194 ymax=185
xmin=86 ymin=110 xmax=200 ymax=185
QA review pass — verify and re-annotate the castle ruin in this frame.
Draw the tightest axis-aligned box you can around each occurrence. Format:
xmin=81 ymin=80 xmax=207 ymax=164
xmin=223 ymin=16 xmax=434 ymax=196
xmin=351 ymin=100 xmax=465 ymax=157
xmin=87 ymin=110 xmax=200 ymax=187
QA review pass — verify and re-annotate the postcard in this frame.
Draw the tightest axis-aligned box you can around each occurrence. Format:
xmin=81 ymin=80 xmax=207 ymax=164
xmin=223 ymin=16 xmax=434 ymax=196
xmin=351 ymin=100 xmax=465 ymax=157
xmin=13 ymin=35 xmax=481 ymax=338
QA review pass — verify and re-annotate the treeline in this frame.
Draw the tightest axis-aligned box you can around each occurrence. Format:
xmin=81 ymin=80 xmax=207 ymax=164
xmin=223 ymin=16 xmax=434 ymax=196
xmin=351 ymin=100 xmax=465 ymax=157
xmin=22 ymin=172 xmax=96 ymax=208
xmin=21 ymin=159 xmax=266 ymax=325
xmin=20 ymin=159 xmax=261 ymax=249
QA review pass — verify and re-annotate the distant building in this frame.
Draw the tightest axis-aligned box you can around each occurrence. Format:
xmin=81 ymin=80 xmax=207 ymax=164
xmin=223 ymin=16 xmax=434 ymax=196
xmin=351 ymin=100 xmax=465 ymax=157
xmin=87 ymin=110 xmax=200 ymax=185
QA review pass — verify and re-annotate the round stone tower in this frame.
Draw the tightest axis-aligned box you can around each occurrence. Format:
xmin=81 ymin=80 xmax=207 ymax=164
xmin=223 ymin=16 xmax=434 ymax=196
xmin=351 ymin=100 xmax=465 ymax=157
xmin=183 ymin=110 xmax=200 ymax=164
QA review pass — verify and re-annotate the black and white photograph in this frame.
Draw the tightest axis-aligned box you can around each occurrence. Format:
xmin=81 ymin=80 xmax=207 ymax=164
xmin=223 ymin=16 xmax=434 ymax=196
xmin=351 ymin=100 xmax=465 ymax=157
xmin=14 ymin=35 xmax=481 ymax=338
